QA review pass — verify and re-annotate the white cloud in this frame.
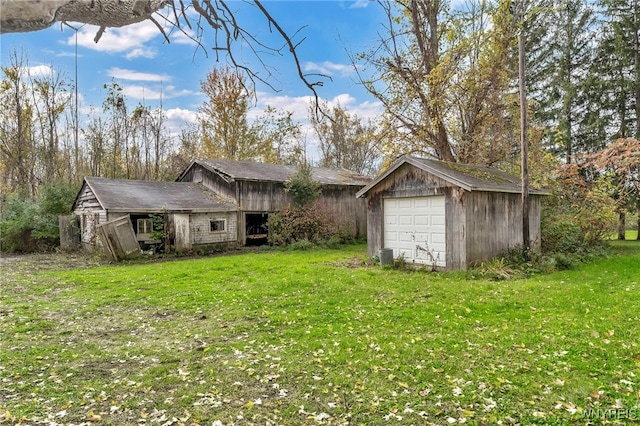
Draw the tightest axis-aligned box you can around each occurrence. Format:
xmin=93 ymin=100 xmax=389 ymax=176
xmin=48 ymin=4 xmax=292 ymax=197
xmin=107 ymin=67 xmax=171 ymax=82
xmin=27 ymin=65 xmax=54 ymax=78
xmin=304 ymin=61 xmax=354 ymax=78
xmin=69 ymin=21 xmax=163 ymax=55
xmin=166 ymin=108 xmax=198 ymax=124
xmin=349 ymin=100 xmax=383 ymax=121
xmin=171 ymin=29 xmax=199 ymax=46
xmin=121 ymin=85 xmax=163 ymax=101
xmin=348 ymin=0 xmax=372 ymax=9
xmin=165 ymin=107 xmax=198 ymax=136
xmin=120 ymin=84 xmax=196 ymax=101
xmin=252 ymin=92 xmax=316 ymax=121
xmin=328 ymin=93 xmax=357 ymax=108
xmin=252 ymin=91 xmax=382 ymax=123
xmin=125 ymin=47 xmax=158 ymax=60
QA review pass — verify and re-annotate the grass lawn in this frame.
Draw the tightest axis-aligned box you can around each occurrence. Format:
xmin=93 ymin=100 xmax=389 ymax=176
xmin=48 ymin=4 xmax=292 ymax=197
xmin=1 ymin=242 xmax=639 ymax=425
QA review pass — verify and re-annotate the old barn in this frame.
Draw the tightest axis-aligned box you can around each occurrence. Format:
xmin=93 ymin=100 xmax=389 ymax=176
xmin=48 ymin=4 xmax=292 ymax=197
xmin=177 ymin=158 xmax=371 ymax=245
xmin=72 ymin=177 xmax=237 ymax=251
xmin=71 ymin=159 xmax=371 ymax=253
xmin=356 ymin=156 xmax=549 ymax=270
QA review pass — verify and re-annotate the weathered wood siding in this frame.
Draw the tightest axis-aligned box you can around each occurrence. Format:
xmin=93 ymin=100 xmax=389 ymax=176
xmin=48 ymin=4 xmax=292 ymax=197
xmin=363 ymin=163 xmax=456 ymax=259
xmin=464 ymin=192 xmax=542 ymax=266
xmin=238 ymin=180 xmax=290 ymax=211
xmin=315 ymin=186 xmax=368 ymax=238
xmin=182 ymin=163 xmax=368 ymax=243
xmin=73 ymin=184 xmax=106 ymax=249
xmin=189 ymin=212 xmax=237 ymax=246
xmin=465 ymin=191 xmax=519 ymax=266
xmin=96 ymin=215 xmax=141 ymax=261
xmin=181 ymin=164 xmax=237 ymax=201
xmin=361 ymin=162 xmax=544 ymax=270
xmin=529 ymin=196 xmax=542 ymax=248
xmin=173 ymin=214 xmax=191 ymax=251
xmin=445 ymin=187 xmax=467 ymax=270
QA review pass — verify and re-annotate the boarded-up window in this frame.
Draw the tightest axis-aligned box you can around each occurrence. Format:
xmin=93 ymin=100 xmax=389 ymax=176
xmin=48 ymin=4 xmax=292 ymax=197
xmin=194 ymin=168 xmax=203 ymax=183
xmin=210 ymin=219 xmax=226 ymax=232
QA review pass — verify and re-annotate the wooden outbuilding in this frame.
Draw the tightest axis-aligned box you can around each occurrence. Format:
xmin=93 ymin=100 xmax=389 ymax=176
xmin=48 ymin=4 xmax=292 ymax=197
xmin=356 ymin=156 xmax=549 ymax=270
xmin=177 ymin=158 xmax=371 ymax=245
xmin=72 ymin=177 xmax=237 ymax=252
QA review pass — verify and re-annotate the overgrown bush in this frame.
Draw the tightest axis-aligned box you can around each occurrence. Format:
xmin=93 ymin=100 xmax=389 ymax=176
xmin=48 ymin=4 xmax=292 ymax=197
xmin=267 ymin=200 xmax=362 ymax=248
xmin=541 ymin=164 xmax=616 ymax=254
xmin=0 ymin=180 xmax=78 ymax=253
xmin=270 ymin=163 xmax=364 ymax=248
xmin=469 ymin=165 xmax=618 ymax=279
xmin=267 ymin=203 xmax=334 ymax=246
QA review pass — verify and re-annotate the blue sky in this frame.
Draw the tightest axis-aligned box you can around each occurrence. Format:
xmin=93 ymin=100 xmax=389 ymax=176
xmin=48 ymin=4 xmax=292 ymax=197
xmin=1 ymin=0 xmax=387 ymax=154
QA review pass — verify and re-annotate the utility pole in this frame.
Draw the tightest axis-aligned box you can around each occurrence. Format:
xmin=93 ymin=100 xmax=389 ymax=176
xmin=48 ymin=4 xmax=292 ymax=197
xmin=65 ymin=23 xmax=84 ymax=177
xmin=516 ymin=0 xmax=530 ymax=259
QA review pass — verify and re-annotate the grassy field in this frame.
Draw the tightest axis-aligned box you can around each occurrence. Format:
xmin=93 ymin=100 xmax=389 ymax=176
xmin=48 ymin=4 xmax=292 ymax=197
xmin=1 ymin=242 xmax=639 ymax=425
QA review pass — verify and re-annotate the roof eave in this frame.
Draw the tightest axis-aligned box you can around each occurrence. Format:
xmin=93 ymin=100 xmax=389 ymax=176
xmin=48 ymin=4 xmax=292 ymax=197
xmin=175 ymin=159 xmax=198 ymax=182
xmin=197 ymin=159 xmax=237 ymax=184
xmin=356 ymin=156 xmax=475 ymax=198
xmin=106 ymin=207 xmax=236 ymax=214
xmin=79 ymin=177 xmax=108 ymax=210
xmin=356 ymin=156 xmax=551 ymax=197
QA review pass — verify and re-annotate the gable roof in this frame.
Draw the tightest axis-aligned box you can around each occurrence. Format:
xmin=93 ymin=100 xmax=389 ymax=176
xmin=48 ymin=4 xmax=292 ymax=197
xmin=74 ymin=177 xmax=236 ymax=213
xmin=356 ymin=156 xmax=550 ymax=198
xmin=179 ymin=158 xmax=372 ymax=186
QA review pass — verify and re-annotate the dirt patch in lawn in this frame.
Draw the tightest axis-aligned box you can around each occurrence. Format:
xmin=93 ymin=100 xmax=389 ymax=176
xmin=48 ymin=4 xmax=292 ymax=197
xmin=0 ymin=252 xmax=107 ymax=273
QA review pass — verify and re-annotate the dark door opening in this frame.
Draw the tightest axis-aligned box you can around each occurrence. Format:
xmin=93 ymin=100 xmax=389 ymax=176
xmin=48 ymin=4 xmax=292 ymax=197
xmin=246 ymin=213 xmax=269 ymax=246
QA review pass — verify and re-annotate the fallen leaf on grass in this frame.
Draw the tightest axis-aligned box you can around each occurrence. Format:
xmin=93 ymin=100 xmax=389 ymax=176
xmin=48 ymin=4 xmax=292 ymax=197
xmin=86 ymin=410 xmax=101 ymax=422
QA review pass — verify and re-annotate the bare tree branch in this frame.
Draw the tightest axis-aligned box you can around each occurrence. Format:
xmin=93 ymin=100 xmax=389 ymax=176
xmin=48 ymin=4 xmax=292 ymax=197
xmin=0 ymin=0 xmax=331 ymax=97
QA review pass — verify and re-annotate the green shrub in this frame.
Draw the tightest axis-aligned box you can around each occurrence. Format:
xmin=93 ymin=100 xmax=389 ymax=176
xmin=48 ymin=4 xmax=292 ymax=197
xmin=541 ymin=165 xmax=616 ymax=255
xmin=284 ymin=162 xmax=321 ymax=207
xmin=268 ymin=203 xmax=334 ymax=246
xmin=0 ymin=194 xmax=40 ymax=252
xmin=541 ymin=220 xmax=584 ymax=254
xmin=0 ymin=180 xmax=77 ymax=253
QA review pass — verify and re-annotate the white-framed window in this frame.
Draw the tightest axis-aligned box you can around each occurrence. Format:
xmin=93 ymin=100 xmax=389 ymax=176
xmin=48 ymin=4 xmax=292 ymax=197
xmin=210 ymin=219 xmax=226 ymax=232
xmin=137 ymin=218 xmax=153 ymax=235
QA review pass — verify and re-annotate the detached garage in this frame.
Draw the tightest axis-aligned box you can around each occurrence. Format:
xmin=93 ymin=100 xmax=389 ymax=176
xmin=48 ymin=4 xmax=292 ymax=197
xmin=356 ymin=156 xmax=549 ymax=270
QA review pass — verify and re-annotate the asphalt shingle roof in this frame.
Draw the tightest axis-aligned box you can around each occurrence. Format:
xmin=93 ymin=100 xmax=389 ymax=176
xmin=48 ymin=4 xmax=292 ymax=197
xmin=191 ymin=158 xmax=372 ymax=186
xmin=78 ymin=177 xmax=236 ymax=212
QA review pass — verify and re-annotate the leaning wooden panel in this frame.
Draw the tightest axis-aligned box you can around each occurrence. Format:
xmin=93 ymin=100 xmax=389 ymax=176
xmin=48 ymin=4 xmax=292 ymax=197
xmin=96 ymin=215 xmax=140 ymax=261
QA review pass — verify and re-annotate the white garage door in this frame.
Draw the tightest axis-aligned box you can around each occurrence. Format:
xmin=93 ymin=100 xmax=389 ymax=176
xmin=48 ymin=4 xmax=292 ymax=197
xmin=383 ymin=196 xmax=446 ymax=267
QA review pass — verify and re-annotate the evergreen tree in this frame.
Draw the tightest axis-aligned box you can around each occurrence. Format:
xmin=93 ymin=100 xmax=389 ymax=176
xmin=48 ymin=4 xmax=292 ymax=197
xmin=525 ymin=0 xmax=598 ymax=162
xmin=592 ymin=0 xmax=640 ymax=141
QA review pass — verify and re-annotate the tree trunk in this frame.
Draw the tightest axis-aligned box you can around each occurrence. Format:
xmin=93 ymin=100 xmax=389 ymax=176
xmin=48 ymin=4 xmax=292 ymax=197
xmin=618 ymin=211 xmax=626 ymax=240
xmin=634 ymin=0 xmax=639 ymax=141
xmin=637 ymin=196 xmax=640 ymax=240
